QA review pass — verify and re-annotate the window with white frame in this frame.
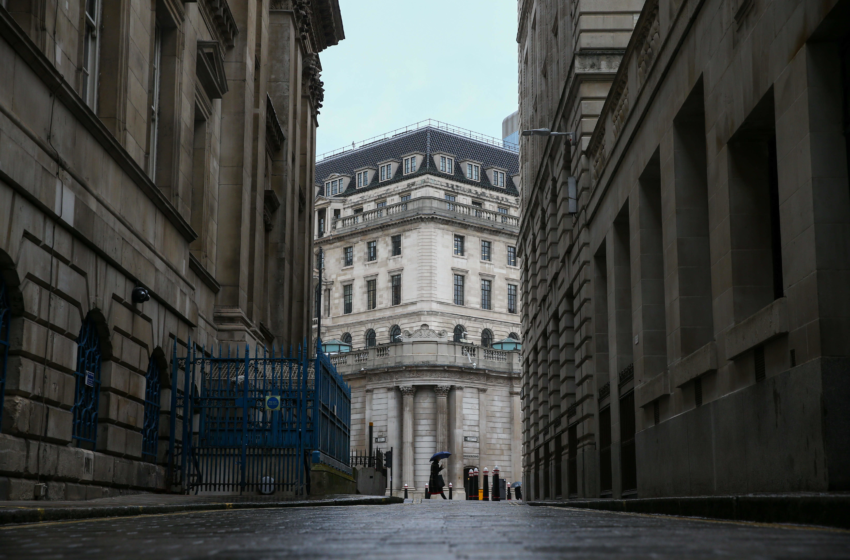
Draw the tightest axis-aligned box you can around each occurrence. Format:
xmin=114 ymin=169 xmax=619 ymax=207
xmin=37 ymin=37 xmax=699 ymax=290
xmin=356 ymin=170 xmax=369 ymax=188
xmin=403 ymin=156 xmax=417 ymax=174
xmin=492 ymin=170 xmax=506 ymax=187
xmin=325 ymin=179 xmax=343 ymax=196
xmin=82 ymin=0 xmax=102 ymax=109
xmin=380 ymin=163 xmax=393 ymax=181
xmin=466 ymin=163 xmax=480 ymax=181
xmin=440 ymin=156 xmax=454 ymax=174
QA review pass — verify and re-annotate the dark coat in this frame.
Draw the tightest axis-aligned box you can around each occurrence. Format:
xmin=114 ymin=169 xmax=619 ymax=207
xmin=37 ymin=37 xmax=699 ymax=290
xmin=429 ymin=461 xmax=444 ymax=492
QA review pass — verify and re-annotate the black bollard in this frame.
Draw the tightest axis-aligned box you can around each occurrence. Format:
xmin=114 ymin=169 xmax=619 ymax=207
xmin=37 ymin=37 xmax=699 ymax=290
xmin=506 ymin=482 xmax=512 ymax=501
xmin=492 ymin=466 xmax=500 ymax=502
xmin=482 ymin=467 xmax=490 ymax=501
xmin=473 ymin=468 xmax=480 ymax=500
xmin=448 ymin=482 xmax=453 ymax=500
xmin=404 ymin=483 xmax=408 ymax=500
xmin=425 ymin=483 xmax=430 ymax=499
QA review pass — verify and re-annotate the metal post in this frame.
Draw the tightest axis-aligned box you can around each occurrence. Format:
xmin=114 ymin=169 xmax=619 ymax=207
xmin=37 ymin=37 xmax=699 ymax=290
xmin=492 ymin=466 xmax=500 ymax=502
xmin=425 ymin=482 xmax=430 ymax=499
xmin=368 ymin=422 xmax=373 ymax=463
xmin=448 ymin=482 xmax=453 ymax=500
xmin=316 ymin=247 xmax=323 ymax=355
xmin=474 ymin=467 xmax=480 ymax=500
xmin=404 ymin=483 xmax=408 ymax=500
xmin=483 ymin=467 xmax=490 ymax=501
xmin=506 ymin=481 xmax=512 ymax=500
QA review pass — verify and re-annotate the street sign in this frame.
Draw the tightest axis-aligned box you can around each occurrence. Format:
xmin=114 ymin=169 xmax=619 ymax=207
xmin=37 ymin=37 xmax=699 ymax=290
xmin=265 ymin=395 xmax=281 ymax=411
xmin=85 ymin=370 xmax=95 ymax=387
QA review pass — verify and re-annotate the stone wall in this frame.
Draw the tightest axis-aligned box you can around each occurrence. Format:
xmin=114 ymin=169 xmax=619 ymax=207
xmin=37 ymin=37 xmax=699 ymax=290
xmin=0 ymin=0 xmax=344 ymax=500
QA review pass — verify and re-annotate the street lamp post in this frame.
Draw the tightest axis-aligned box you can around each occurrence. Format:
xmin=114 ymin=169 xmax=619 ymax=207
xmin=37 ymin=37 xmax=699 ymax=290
xmin=521 ymin=128 xmax=577 ymax=214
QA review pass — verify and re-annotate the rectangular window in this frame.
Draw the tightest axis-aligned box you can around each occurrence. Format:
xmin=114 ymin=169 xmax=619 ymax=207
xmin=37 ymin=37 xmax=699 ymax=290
xmin=492 ymin=170 xmax=506 ymax=187
xmin=147 ymin=24 xmax=163 ymax=179
xmin=404 ymin=156 xmax=417 ymax=174
xmin=367 ymin=240 xmax=377 ymax=262
xmin=499 ymin=206 xmax=509 ymax=223
xmin=344 ymin=246 xmax=353 ymax=267
xmin=454 ymin=274 xmax=464 ymax=306
xmin=354 ymin=207 xmax=363 ymax=214
xmin=445 ymin=193 xmax=456 ymax=210
xmin=391 ymin=235 xmax=402 ymax=256
xmin=507 ymin=245 xmax=517 ymax=267
xmin=391 ymin=274 xmax=402 ymax=305
xmin=440 ymin=156 xmax=453 ymax=173
xmin=481 ymin=279 xmax=492 ymax=310
xmin=466 ymin=163 xmax=480 ymax=181
xmin=454 ymin=235 xmax=464 ymax=256
xmin=82 ymin=0 xmax=101 ymax=109
xmin=472 ymin=200 xmax=483 ymax=217
xmin=508 ymin=284 xmax=517 ymax=314
xmin=376 ymin=200 xmax=387 ymax=208
xmin=380 ymin=163 xmax=393 ymax=181
xmin=400 ymin=194 xmax=411 ymax=202
xmin=343 ymin=284 xmax=352 ymax=314
xmin=367 ymin=279 xmax=377 ymax=310
xmin=357 ymin=170 xmax=369 ymax=188
xmin=324 ymin=288 xmax=331 ymax=317
xmin=481 ymin=240 xmax=491 ymax=261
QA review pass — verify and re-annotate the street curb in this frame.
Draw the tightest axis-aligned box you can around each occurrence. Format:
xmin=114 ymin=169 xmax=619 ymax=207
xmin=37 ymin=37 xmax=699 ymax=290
xmin=527 ymin=496 xmax=850 ymax=529
xmin=0 ymin=496 xmax=404 ymax=527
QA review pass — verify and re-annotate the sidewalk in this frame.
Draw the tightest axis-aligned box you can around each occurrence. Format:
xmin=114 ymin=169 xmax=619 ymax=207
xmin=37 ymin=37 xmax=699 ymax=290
xmin=0 ymin=493 xmax=402 ymax=526
xmin=527 ymin=493 xmax=850 ymax=529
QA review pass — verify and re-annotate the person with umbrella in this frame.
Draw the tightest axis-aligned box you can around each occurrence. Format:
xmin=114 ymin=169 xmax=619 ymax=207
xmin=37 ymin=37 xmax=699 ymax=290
xmin=429 ymin=451 xmax=450 ymax=499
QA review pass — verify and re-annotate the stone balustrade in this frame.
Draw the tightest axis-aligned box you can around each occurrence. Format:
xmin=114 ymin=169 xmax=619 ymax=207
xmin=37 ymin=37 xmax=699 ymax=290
xmin=329 ymin=340 xmax=520 ymax=374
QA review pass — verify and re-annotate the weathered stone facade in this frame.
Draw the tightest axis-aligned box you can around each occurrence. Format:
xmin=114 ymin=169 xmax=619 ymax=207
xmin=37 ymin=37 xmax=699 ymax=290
xmin=519 ymin=0 xmax=850 ymax=500
xmin=313 ymin=124 xmax=524 ymax=496
xmin=0 ymin=0 xmax=343 ymax=500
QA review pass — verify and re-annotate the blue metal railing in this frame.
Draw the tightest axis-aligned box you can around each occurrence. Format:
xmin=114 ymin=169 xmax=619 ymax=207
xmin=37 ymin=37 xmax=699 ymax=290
xmin=142 ymin=358 xmax=161 ymax=461
xmin=168 ymin=339 xmax=351 ymax=495
xmin=72 ymin=318 xmax=102 ymax=448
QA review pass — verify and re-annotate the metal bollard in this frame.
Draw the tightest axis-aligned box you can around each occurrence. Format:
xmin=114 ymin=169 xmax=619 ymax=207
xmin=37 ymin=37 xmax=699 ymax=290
xmin=448 ymin=482 xmax=453 ymax=500
xmin=474 ymin=467 xmax=480 ymax=500
xmin=482 ymin=467 xmax=490 ymax=501
xmin=404 ymin=483 xmax=408 ymax=500
xmin=506 ymin=481 xmax=511 ymax=500
xmin=466 ymin=468 xmax=474 ymax=500
xmin=492 ymin=466 xmax=500 ymax=502
xmin=425 ymin=483 xmax=430 ymax=499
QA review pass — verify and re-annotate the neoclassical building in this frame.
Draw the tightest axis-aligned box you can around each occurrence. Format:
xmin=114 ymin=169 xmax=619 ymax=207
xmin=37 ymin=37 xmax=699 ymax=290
xmin=0 ymin=0 xmax=343 ymax=500
xmin=313 ymin=122 xmax=523 ymax=496
xmin=518 ymin=0 xmax=850 ymax=501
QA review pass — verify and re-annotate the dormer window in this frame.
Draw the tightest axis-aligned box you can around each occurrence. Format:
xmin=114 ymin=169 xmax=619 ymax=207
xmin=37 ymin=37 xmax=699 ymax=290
xmin=493 ymin=170 xmax=506 ymax=187
xmin=403 ymin=156 xmax=417 ymax=174
xmin=356 ymin=170 xmax=369 ymax=188
xmin=466 ymin=163 xmax=480 ymax=181
xmin=380 ymin=163 xmax=393 ymax=181
xmin=440 ymin=156 xmax=454 ymax=174
xmin=325 ymin=178 xmax=342 ymax=196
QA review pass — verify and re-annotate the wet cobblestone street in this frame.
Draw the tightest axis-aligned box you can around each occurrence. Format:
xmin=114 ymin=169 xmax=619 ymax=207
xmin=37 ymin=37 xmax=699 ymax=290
xmin=1 ymin=500 xmax=849 ymax=559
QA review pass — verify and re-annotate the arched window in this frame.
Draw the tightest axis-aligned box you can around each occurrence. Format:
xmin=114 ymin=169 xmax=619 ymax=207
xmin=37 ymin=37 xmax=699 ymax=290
xmin=453 ymin=325 xmax=466 ymax=343
xmin=481 ymin=329 xmax=494 ymax=348
xmin=508 ymin=332 xmax=520 ymax=341
xmin=72 ymin=316 xmax=103 ymax=448
xmin=341 ymin=332 xmax=352 ymax=345
xmin=390 ymin=325 xmax=402 ymax=344
xmin=0 ymin=277 xmax=10 ymax=427
xmin=365 ymin=329 xmax=376 ymax=348
xmin=142 ymin=353 xmax=163 ymax=462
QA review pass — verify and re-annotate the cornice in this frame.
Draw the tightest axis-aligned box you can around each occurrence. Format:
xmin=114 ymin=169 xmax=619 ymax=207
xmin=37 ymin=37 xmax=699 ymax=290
xmin=315 ymin=213 xmax=519 ymax=245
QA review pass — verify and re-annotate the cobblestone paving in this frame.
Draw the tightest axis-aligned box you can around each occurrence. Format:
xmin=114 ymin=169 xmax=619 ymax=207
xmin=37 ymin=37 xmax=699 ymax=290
xmin=1 ymin=500 xmax=848 ymax=559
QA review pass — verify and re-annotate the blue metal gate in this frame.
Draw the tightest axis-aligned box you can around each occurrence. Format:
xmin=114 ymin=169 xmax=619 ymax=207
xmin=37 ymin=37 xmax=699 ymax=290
xmin=168 ymin=340 xmax=350 ymax=495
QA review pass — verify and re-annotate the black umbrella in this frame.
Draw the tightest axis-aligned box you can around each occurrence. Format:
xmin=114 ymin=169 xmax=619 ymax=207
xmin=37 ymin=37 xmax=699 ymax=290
xmin=430 ymin=451 xmax=451 ymax=462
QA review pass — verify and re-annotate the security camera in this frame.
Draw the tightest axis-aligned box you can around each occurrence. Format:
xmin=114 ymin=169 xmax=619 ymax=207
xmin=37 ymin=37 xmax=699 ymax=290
xmin=131 ymin=285 xmax=150 ymax=304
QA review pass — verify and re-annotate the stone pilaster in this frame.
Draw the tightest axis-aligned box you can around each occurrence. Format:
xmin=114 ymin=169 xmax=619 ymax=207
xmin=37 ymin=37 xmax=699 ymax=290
xmin=434 ymin=385 xmax=450 ymax=452
xmin=400 ymin=385 xmax=415 ymax=490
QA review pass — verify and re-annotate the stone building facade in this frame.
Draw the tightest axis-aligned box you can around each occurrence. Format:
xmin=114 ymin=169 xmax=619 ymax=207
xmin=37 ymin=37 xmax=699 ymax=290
xmin=518 ymin=0 xmax=850 ymax=500
xmin=313 ymin=123 xmax=523 ymax=496
xmin=0 ymin=0 xmax=343 ymax=500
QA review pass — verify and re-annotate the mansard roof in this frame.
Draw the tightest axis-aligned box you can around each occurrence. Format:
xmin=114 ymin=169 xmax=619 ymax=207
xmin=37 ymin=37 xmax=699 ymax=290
xmin=316 ymin=126 xmax=520 ymax=197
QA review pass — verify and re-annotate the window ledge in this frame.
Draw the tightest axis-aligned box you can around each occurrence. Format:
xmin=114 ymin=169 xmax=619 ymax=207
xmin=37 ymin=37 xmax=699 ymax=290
xmin=670 ymin=341 xmax=718 ymax=388
xmin=636 ymin=371 xmax=670 ymax=408
xmin=724 ymin=297 xmax=789 ymax=360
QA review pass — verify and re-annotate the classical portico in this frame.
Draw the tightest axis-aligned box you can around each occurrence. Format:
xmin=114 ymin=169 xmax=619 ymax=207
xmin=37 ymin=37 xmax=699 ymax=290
xmin=332 ymin=325 xmax=522 ymax=497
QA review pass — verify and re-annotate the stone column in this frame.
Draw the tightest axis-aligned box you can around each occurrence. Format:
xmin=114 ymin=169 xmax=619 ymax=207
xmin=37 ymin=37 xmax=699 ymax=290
xmin=400 ymin=385 xmax=415 ymax=490
xmin=510 ymin=388 xmax=522 ymax=485
xmin=435 ymin=385 xmax=450 ymax=451
xmin=387 ymin=387 xmax=400 ymax=494
xmin=451 ymin=386 xmax=465 ymax=493
xmin=478 ymin=387 xmax=488 ymax=488
xmin=364 ymin=388 xmax=373 ymax=451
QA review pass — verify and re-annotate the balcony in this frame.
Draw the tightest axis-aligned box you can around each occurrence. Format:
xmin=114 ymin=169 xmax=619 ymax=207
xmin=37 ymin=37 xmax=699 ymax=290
xmin=328 ymin=340 xmax=521 ymax=376
xmin=328 ymin=195 xmax=519 ymax=237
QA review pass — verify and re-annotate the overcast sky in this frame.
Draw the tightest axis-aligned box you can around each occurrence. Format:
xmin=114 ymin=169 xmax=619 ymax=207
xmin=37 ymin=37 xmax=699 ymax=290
xmin=315 ymin=0 xmax=519 ymax=158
